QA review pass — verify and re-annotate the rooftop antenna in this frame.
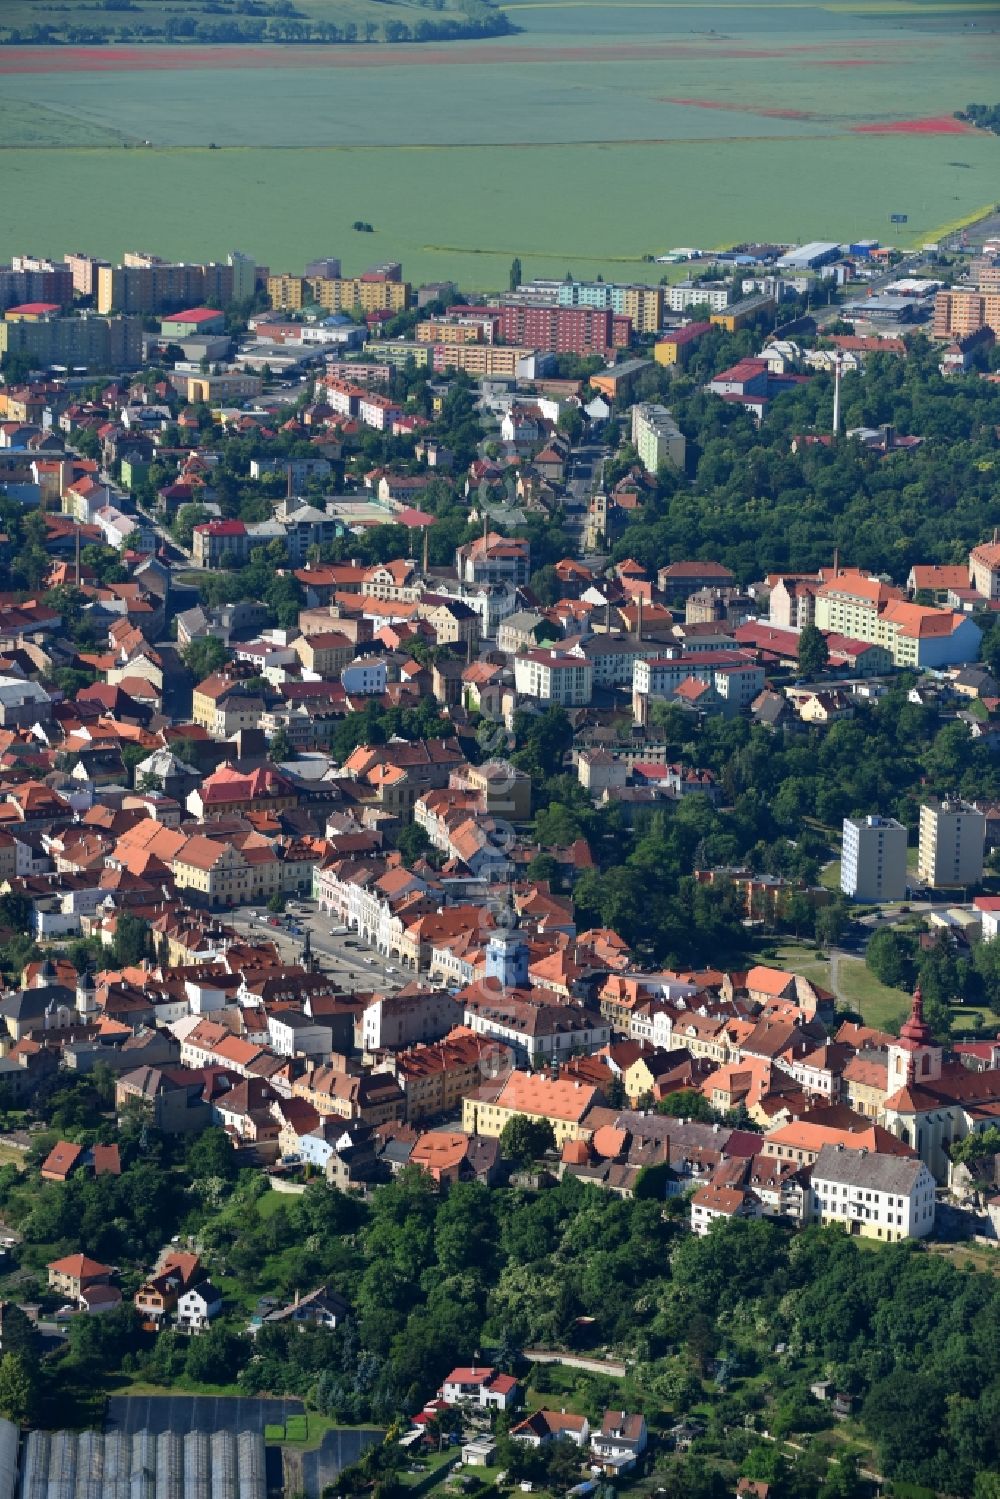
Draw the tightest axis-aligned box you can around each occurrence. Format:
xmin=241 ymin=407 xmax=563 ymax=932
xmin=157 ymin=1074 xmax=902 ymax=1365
xmin=832 ymin=351 xmax=842 ymax=437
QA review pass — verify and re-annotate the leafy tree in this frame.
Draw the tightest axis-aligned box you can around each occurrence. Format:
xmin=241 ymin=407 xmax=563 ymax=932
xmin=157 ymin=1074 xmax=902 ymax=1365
xmin=814 ymin=899 xmax=849 ymax=947
xmin=396 ymin=823 xmax=432 ymax=867
xmin=526 ymin=851 xmax=562 ymax=889
xmin=181 ymin=636 xmax=228 ymax=681
xmin=498 ymin=1114 xmax=556 ymax=1167
xmin=656 ymin=1088 xmax=716 ymax=1122
xmin=185 ymin=1126 xmax=238 ymax=1184
xmin=268 ymin=727 xmax=294 ymax=764
xmin=509 ymin=257 xmax=522 ymax=292
xmin=0 ymin=1351 xmax=37 ymax=1422
xmin=172 ymin=502 xmax=211 ymax=550
xmin=797 ymin=623 xmax=829 ymax=679
xmin=111 ymin=913 xmax=153 ymax=968
xmin=865 ymin=926 xmax=913 ymax=991
xmin=556 ymin=407 xmax=584 ymax=445
xmin=529 ymin=564 xmax=560 ymax=607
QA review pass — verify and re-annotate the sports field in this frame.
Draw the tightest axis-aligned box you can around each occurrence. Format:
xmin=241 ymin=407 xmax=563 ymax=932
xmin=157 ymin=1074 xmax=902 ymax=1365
xmin=0 ymin=0 xmax=997 ymax=287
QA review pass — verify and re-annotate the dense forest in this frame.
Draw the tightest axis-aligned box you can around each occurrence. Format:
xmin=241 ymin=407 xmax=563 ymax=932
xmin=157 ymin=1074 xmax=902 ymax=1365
xmin=608 ymin=338 xmax=1000 ymax=583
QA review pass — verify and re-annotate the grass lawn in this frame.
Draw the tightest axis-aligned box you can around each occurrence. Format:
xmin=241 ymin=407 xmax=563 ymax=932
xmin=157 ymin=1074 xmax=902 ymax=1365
xmin=834 ymin=956 xmax=910 ymax=1031
xmin=256 ymin=1187 xmax=299 ymax=1218
xmin=116 ymin=1376 xmax=244 ymax=1398
xmin=768 ymin=944 xmax=833 ymax=990
xmin=819 ymin=860 xmax=842 ymax=892
xmin=398 ymin=1448 xmax=459 ymax=1489
xmin=951 ymin=1003 xmax=1000 ymax=1035
xmin=769 ymin=943 xmax=911 ymax=1030
xmin=0 ymin=1142 xmax=29 ymax=1170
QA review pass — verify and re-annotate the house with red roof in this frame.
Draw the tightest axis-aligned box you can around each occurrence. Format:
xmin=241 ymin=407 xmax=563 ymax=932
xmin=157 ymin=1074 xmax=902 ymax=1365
xmin=439 ymin=1365 xmax=521 ymax=1410
xmin=512 ymin=1410 xmax=590 ymax=1446
xmin=160 ymin=308 xmax=227 ymax=339
xmin=191 ymin=518 xmax=250 ymax=569
xmin=47 ymin=1253 xmax=113 ymax=1300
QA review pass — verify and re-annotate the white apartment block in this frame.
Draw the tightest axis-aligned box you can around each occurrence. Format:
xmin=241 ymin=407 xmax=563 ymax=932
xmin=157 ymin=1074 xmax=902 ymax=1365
xmin=917 ymin=799 xmax=985 ymax=889
xmin=513 ymin=649 xmax=593 ymax=707
xmin=667 ymin=282 xmax=731 ymax=313
xmin=841 ymin=815 xmax=908 ymax=902
xmin=633 ymin=652 xmax=765 ymax=711
xmin=808 ymin=1145 xmax=936 ymax=1242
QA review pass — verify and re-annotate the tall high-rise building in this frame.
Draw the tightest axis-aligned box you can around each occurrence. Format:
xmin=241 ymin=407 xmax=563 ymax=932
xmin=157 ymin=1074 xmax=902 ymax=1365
xmin=841 ymin=815 xmax=907 ymax=902
xmin=228 ymin=250 xmax=257 ymax=303
xmin=917 ymin=799 xmax=985 ymax=890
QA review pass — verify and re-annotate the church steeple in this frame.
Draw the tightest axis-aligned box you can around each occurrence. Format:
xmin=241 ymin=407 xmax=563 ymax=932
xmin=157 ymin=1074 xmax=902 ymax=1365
xmin=485 ymin=889 xmax=529 ymax=991
xmin=889 ymin=984 xmax=942 ymax=1087
xmin=899 ymin=985 xmax=933 ymax=1049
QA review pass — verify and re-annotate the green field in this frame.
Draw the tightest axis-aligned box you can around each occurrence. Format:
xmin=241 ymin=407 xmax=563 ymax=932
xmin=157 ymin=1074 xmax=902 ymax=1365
xmin=0 ymin=0 xmax=998 ymax=285
xmin=772 ymin=942 xmax=912 ymax=1028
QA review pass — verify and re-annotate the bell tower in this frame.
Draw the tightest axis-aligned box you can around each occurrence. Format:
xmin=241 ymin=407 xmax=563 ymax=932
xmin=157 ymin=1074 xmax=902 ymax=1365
xmin=485 ymin=891 xmax=529 ymax=991
xmin=888 ymin=986 xmax=942 ymax=1088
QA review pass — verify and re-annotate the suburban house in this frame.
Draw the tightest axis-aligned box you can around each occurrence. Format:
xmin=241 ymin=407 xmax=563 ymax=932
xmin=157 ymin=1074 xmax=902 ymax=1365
xmin=176 ymin=1280 xmax=223 ymax=1335
xmin=255 ymin=1285 xmax=349 ymax=1333
xmin=590 ymin=1411 xmax=648 ymax=1474
xmin=134 ymin=1252 xmax=202 ymax=1331
xmin=439 ymin=1366 xmax=521 ymax=1410
xmin=511 ymin=1410 xmax=591 ymax=1446
xmin=47 ymin=1253 xmax=113 ymax=1301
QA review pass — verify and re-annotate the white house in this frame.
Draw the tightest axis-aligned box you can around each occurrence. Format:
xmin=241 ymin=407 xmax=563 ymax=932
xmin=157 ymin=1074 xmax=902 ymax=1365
xmin=975 ymin=896 xmax=1000 ymax=941
xmin=690 ymin=1183 xmax=761 ymax=1236
xmin=176 ymin=1281 xmax=222 ymax=1334
xmin=439 ymin=1366 xmax=520 ymax=1410
xmin=590 ymin=1412 xmax=648 ymax=1473
xmin=808 ymin=1144 xmax=935 ymax=1242
xmin=267 ymin=1010 xmax=332 ymax=1059
xmin=255 ymin=1285 xmax=349 ymax=1333
xmin=341 ymin=658 xmax=388 ymax=696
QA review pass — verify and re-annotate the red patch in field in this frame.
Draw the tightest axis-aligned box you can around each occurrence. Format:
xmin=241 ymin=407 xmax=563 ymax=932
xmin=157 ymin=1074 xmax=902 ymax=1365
xmin=662 ymin=96 xmax=812 ymax=119
xmin=0 ymin=40 xmax=897 ymax=74
xmin=852 ymin=115 xmax=976 ymax=135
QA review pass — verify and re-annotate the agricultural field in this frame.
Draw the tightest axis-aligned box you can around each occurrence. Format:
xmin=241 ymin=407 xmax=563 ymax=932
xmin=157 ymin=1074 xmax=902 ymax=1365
xmin=0 ymin=0 xmax=998 ymax=285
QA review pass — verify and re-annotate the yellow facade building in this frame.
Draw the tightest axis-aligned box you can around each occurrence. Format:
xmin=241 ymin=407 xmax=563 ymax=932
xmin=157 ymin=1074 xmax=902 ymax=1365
xmin=462 ymin=1069 xmax=598 ymax=1147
